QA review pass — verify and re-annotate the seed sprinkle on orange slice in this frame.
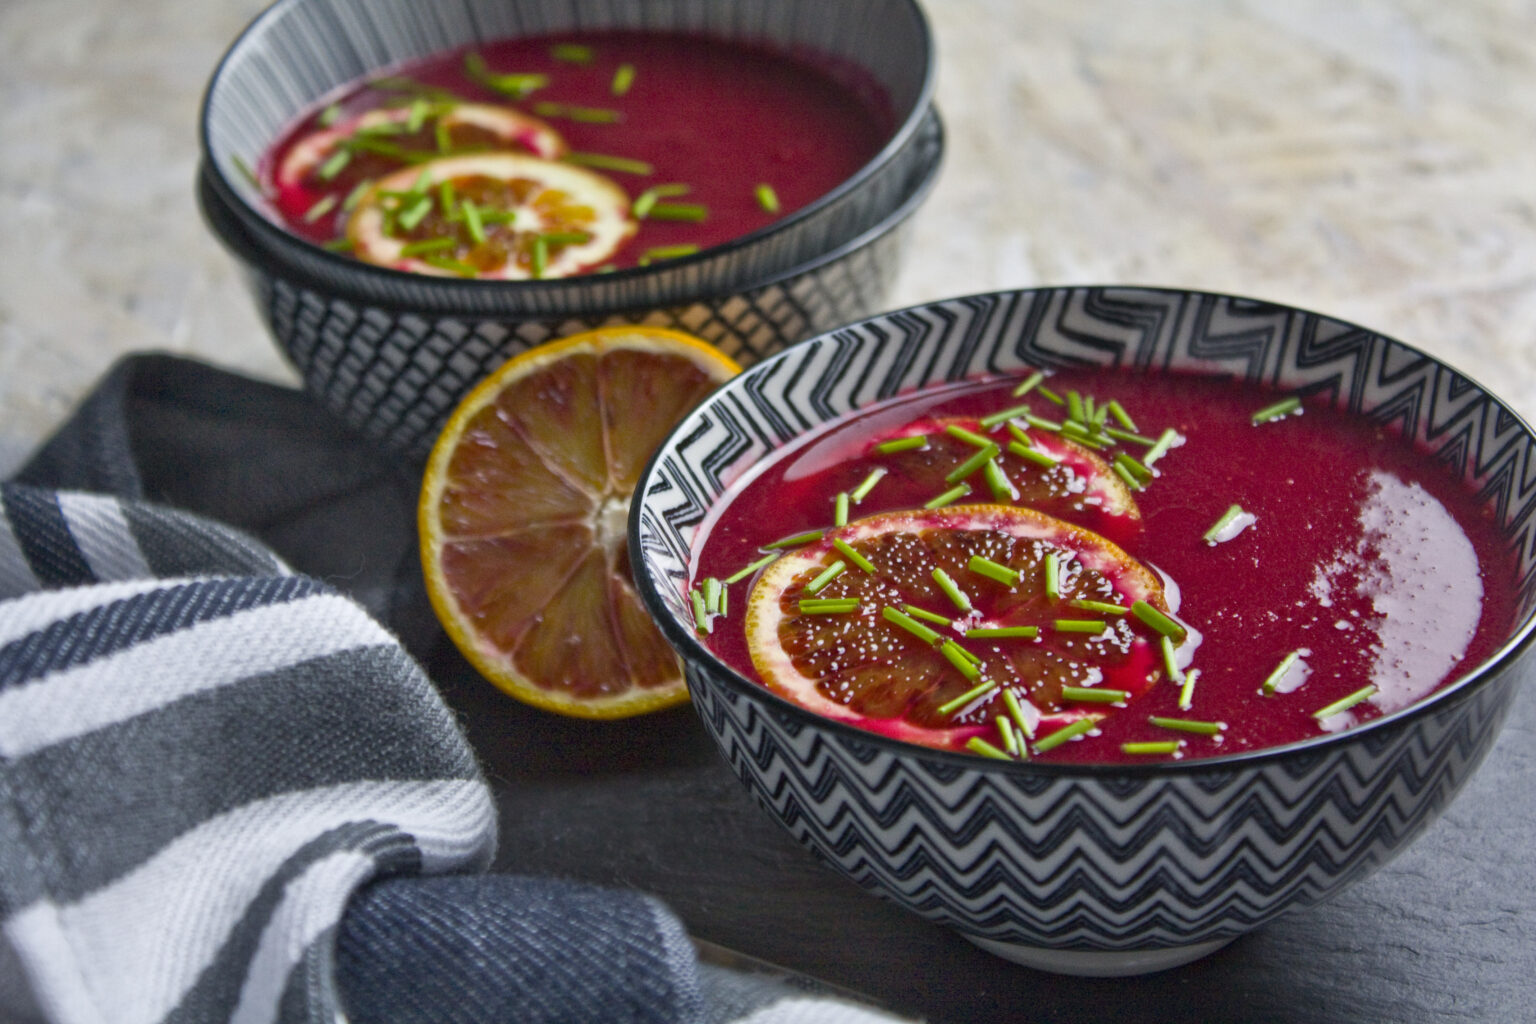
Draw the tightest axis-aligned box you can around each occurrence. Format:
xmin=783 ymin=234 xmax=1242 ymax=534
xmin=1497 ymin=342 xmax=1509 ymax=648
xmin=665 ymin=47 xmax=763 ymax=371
xmin=420 ymin=326 xmax=739 ymax=718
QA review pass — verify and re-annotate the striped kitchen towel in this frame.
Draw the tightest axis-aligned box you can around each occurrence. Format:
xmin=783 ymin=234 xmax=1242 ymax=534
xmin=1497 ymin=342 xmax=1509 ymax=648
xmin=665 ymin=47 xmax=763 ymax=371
xmin=0 ymin=483 xmax=910 ymax=1024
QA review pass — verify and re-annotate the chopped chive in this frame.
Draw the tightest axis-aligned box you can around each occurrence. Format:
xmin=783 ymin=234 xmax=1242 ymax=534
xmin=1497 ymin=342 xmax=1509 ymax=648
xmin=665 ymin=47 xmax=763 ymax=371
xmin=765 ymin=530 xmax=823 ymax=549
xmin=530 ymin=235 xmax=548 ymax=279
xmin=318 ymin=103 xmax=343 ymax=127
xmin=1067 ymin=391 xmax=1087 ymax=424
xmin=832 ymin=538 xmax=876 ymax=573
xmin=883 ymin=606 xmax=943 ymax=646
xmin=397 ymin=195 xmax=432 ymax=231
xmin=725 ymin=553 xmax=777 ymax=585
xmin=939 ymin=641 xmax=983 ymax=681
xmin=1122 ymin=741 xmax=1181 ymax=756
xmin=875 ymin=435 xmax=926 ymax=455
xmin=805 ymin=560 xmax=846 ymax=595
xmin=317 ymin=147 xmax=352 ymax=181
xmin=950 ymin=642 xmax=983 ymax=666
xmin=1060 ymin=420 xmax=1106 ymax=449
xmin=422 ymin=255 xmax=478 ymax=277
xmin=533 ymin=101 xmax=623 ymax=123
xmin=1203 ymin=504 xmax=1250 ymax=544
xmin=1144 ymin=428 xmax=1180 ymax=466
xmin=1036 ymin=385 xmax=1065 ymax=405
xmin=967 ymin=555 xmax=1020 ymax=587
xmin=979 ymin=403 xmax=1035 ymax=430
xmin=945 ymin=424 xmax=994 ymax=449
xmin=1024 ymin=414 xmax=1063 ymax=433
xmin=983 ymin=459 xmax=1016 ymax=501
xmin=611 ymin=62 xmax=635 ymax=95
xmin=648 ymin=201 xmax=708 ymax=222
xmin=1178 ymin=667 xmax=1200 ymax=710
xmin=434 ymin=116 xmax=454 ymax=153
xmin=834 ymin=492 xmax=849 ymax=527
xmin=1054 ymin=619 xmax=1107 ymax=634
xmin=406 ymin=97 xmax=430 ymax=133
xmin=1008 ymin=440 xmax=1061 ymax=469
xmin=638 ymin=244 xmax=702 ymax=264
xmin=1012 ymin=371 xmax=1045 ymax=397
xmin=539 ymin=230 xmax=592 ymax=246
xmin=903 ymin=604 xmax=953 ymax=626
xmin=341 ymin=179 xmax=373 ymax=211
xmin=1312 ymin=684 xmax=1377 ymax=720
xmin=1161 ymin=634 xmax=1184 ymax=684
xmin=1261 ymin=650 xmax=1302 ymax=695
xmin=462 ymin=199 xmax=486 ymax=244
xmin=551 ymin=42 xmax=594 ymax=64
xmin=965 ymin=736 xmax=1012 ymax=760
xmin=1002 ymin=689 xmax=1037 ymax=740
xmin=1131 ymin=600 xmax=1186 ymax=641
xmin=321 ymin=237 xmax=355 ymax=252
xmin=1062 ymin=685 xmax=1129 ymax=704
xmin=563 ymin=152 xmax=653 ymax=175
xmin=932 ymin=568 xmax=973 ymax=612
xmin=755 ymin=183 xmax=780 ymax=213
xmin=302 ymin=195 xmax=338 ymax=223
xmin=850 ymin=467 xmax=887 ymax=503
xmin=1104 ymin=426 xmax=1156 ymax=446
xmin=1113 ymin=461 xmax=1142 ymax=492
xmin=1149 ymin=715 xmax=1224 ymax=736
xmin=690 ymin=588 xmax=708 ymax=633
xmin=720 ymin=585 xmax=728 ymax=618
xmin=1106 ymin=400 xmax=1138 ymax=432
xmin=1252 ymin=396 xmax=1302 ymax=424
xmin=1069 ymin=599 xmax=1126 ymax=615
xmin=1044 ymin=551 xmax=1061 ymax=600
xmin=965 ymin=626 xmax=1039 ymax=639
xmin=399 ymin=237 xmax=457 ymax=257
xmin=1033 ymin=717 xmax=1096 ymax=753
xmin=632 ymin=182 xmax=691 ymax=219
xmin=924 ymin=483 xmax=971 ymax=509
xmin=997 ymin=715 xmax=1020 ymax=756
xmin=231 ymin=154 xmax=262 ymax=191
xmin=1114 ymin=452 xmax=1154 ymax=484
xmin=798 ymin=598 xmax=860 ymax=614
xmin=437 ymin=180 xmax=457 ymax=218
xmin=702 ymin=577 xmax=723 ymax=615
xmin=463 ymin=52 xmax=549 ymax=98
xmin=945 ymin=444 xmax=999 ymax=484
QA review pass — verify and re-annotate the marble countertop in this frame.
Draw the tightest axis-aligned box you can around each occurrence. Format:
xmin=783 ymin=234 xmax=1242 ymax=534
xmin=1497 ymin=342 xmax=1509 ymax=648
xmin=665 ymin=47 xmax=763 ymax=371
xmin=4 ymin=0 xmax=1536 ymax=474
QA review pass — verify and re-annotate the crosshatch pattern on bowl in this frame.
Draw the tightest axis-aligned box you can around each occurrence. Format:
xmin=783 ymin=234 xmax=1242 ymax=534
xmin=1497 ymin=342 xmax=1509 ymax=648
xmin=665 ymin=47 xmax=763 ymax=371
xmin=629 ymin=285 xmax=1536 ymax=959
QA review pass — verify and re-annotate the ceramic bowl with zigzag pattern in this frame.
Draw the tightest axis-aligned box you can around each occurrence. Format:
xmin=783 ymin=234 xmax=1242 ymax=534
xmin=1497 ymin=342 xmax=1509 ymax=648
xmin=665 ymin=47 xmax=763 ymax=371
xmin=628 ymin=287 xmax=1536 ymax=976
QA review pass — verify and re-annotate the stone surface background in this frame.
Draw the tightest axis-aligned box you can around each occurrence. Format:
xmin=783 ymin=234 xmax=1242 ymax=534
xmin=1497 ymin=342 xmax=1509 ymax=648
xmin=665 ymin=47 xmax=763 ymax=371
xmin=4 ymin=0 xmax=1536 ymax=473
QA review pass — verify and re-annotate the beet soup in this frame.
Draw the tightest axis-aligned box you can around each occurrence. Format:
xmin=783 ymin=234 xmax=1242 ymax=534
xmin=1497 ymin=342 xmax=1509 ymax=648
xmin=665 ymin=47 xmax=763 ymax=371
xmin=687 ymin=370 xmax=1518 ymax=764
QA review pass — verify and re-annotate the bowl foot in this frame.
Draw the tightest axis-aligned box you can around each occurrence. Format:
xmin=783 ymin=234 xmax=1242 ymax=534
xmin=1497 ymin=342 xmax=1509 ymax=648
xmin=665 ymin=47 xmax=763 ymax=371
xmin=963 ymin=933 xmax=1235 ymax=977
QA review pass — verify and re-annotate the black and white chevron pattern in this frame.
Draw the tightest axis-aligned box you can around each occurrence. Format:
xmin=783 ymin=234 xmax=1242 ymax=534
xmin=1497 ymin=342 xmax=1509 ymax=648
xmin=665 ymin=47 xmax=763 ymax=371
xmin=631 ymin=287 xmax=1536 ymax=968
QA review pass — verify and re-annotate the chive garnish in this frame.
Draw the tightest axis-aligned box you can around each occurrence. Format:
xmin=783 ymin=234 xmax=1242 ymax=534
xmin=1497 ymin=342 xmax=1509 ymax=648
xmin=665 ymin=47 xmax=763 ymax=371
xmin=1024 ymin=414 xmax=1063 ymax=433
xmin=1178 ymin=667 xmax=1200 ymax=710
xmin=1160 ymin=634 xmax=1184 ymax=683
xmin=612 ymin=62 xmax=636 ymax=96
xmin=967 ymin=555 xmax=1020 ymax=587
xmin=1002 ymin=689 xmax=1036 ymax=740
xmin=983 ymin=459 xmax=1016 ymax=502
xmin=765 ymin=530 xmax=823 ymax=549
xmin=632 ymin=185 xmax=690 ymax=219
xmin=755 ymin=183 xmax=780 ymax=213
xmin=647 ymin=202 xmax=708 ymax=222
xmin=1054 ymin=619 xmax=1106 ymax=634
xmin=1112 ymin=461 xmax=1142 ymax=492
xmin=834 ymin=492 xmax=849 ymax=527
xmin=965 ymin=626 xmax=1039 ymax=639
xmin=231 ymin=154 xmax=262 ymax=192
xmin=1006 ymin=421 xmax=1030 ymax=446
xmin=1106 ymin=399 xmax=1137 ymax=432
xmin=875 ymin=435 xmax=926 ymax=455
xmin=435 ymin=117 xmax=453 ymax=153
xmin=1104 ymin=426 xmax=1156 ymax=446
xmin=883 ymin=607 xmax=943 ymax=646
xmin=1012 ymin=371 xmax=1045 ymax=397
xmin=399 ymin=237 xmax=457 ymax=257
xmin=638 ymin=244 xmax=702 ymax=264
xmin=1115 ymin=452 xmax=1154 ymax=484
xmin=437 ymin=181 xmax=457 ymax=218
xmin=903 ymin=604 xmax=952 ymax=627
xmin=563 ymin=152 xmax=653 ymax=175
xmin=805 ymin=560 xmax=846 ymax=594
xmin=341 ymin=179 xmax=373 ymax=211
xmin=997 ymin=715 xmax=1020 ymax=756
xmin=944 ymin=445 xmax=999 ymax=484
xmin=1033 ymin=717 xmax=1096 ymax=753
xmin=979 ymin=404 xmax=1034 ymax=430
xmin=940 ymin=640 xmax=982 ymax=680
xmin=1069 ymin=599 xmax=1126 ymax=615
xmin=832 ymin=538 xmax=876 ymax=573
xmin=725 ymin=553 xmax=777 ymax=585
xmin=720 ymin=585 xmax=728 ymax=618
xmin=463 ymin=52 xmax=548 ymax=98
xmin=1122 ymin=741 xmax=1181 ymax=756
xmin=534 ymin=102 xmax=623 ymax=124
xmin=1261 ymin=650 xmax=1302 ymax=695
xmin=1067 ymin=391 xmax=1087 ymax=425
xmin=690 ymin=588 xmax=708 ymax=633
xmin=458 ymin=198 xmax=487 ymax=244
xmin=1130 ymin=600 xmax=1186 ymax=641
xmin=1202 ymin=504 xmax=1250 ymax=543
xmin=303 ymin=195 xmax=338 ymax=223
xmin=322 ymin=238 xmax=355 ymax=252
xmin=530 ymin=235 xmax=548 ymax=279
xmin=1144 ymin=428 xmax=1180 ymax=466
xmin=406 ymin=97 xmax=430 ymax=133
xmin=799 ymin=597 xmax=860 ymax=614
xmin=932 ymin=568 xmax=973 ymax=612
xmin=1149 ymin=716 xmax=1224 ymax=736
xmin=317 ymin=147 xmax=352 ymax=181
xmin=924 ymin=483 xmax=971 ymax=509
xmin=318 ymin=103 xmax=343 ymax=127
xmin=945 ymin=424 xmax=994 ymax=449
xmin=397 ymin=195 xmax=432 ymax=231
xmin=1062 ymin=685 xmax=1128 ymax=704
xmin=850 ymin=467 xmax=887 ymax=503
xmin=1312 ymin=685 xmax=1377 ymax=720
xmin=965 ymin=736 xmax=1012 ymax=761
xmin=1061 ymin=421 xmax=1106 ymax=449
xmin=1008 ymin=441 xmax=1060 ymax=469
xmin=938 ymin=680 xmax=994 ymax=716
xmin=702 ymin=577 xmax=723 ymax=615
xmin=1044 ymin=551 xmax=1062 ymax=600
xmin=422 ymin=255 xmax=478 ymax=277
xmin=551 ymin=42 xmax=595 ymax=64
xmin=1252 ymin=396 xmax=1302 ymax=424
xmin=1036 ymin=385 xmax=1065 ymax=405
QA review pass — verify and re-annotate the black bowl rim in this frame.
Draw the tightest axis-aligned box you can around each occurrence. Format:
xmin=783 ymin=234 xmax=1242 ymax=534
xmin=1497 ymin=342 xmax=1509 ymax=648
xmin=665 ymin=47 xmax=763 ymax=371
xmin=197 ymin=0 xmax=937 ymax=305
xmin=629 ymin=284 xmax=1536 ymax=779
xmin=198 ymin=107 xmax=945 ymax=314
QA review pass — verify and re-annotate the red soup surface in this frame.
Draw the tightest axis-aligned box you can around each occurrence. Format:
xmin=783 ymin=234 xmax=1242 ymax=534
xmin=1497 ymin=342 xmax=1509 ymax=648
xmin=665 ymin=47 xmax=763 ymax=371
xmin=689 ymin=371 xmax=1519 ymax=764
xmin=259 ymin=31 xmax=894 ymax=279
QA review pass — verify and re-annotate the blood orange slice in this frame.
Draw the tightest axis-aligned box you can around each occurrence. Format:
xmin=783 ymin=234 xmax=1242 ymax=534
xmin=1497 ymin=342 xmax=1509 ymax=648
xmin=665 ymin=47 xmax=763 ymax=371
xmin=420 ymin=326 xmax=740 ymax=718
xmin=743 ymin=504 xmax=1177 ymax=756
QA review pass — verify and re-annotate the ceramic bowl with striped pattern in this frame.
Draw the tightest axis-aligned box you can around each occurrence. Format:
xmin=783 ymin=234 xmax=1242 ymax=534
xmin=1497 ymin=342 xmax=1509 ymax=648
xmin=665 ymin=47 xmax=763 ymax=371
xmin=628 ymin=287 xmax=1536 ymax=976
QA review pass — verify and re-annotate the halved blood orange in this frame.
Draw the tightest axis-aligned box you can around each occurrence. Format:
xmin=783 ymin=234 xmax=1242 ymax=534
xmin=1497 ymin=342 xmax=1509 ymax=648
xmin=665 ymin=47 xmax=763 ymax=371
xmin=420 ymin=326 xmax=740 ymax=718
xmin=348 ymin=153 xmax=636 ymax=279
xmin=743 ymin=504 xmax=1173 ymax=754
